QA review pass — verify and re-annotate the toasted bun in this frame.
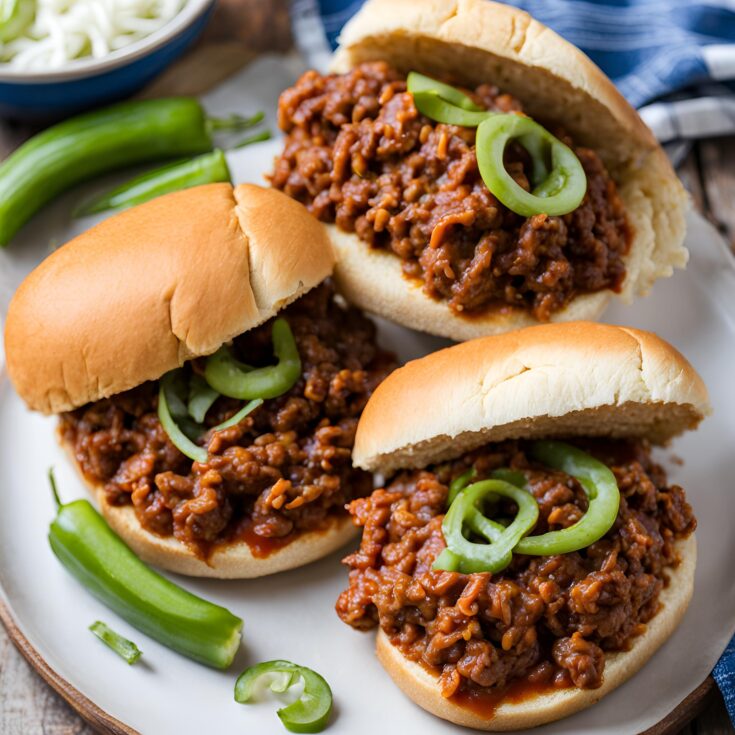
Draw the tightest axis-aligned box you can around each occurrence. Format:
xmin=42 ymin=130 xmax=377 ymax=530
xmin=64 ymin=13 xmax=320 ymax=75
xmin=4 ymin=183 xmax=335 ymax=414
xmin=62 ymin=433 xmax=356 ymax=578
xmin=375 ymin=534 xmax=696 ymax=730
xmin=328 ymin=0 xmax=687 ymax=341
xmin=354 ymin=322 xmax=710 ymax=473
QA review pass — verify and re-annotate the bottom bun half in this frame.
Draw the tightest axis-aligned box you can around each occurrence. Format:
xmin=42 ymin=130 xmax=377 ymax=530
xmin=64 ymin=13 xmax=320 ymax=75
xmin=375 ymin=533 xmax=696 ymax=731
xmin=62 ymin=437 xmax=358 ymax=579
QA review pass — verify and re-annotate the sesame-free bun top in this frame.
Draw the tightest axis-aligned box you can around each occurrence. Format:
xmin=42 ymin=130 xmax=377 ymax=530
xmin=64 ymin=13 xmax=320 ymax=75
xmin=328 ymin=0 xmax=688 ymax=341
xmin=353 ymin=322 xmax=711 ymax=473
xmin=4 ymin=183 xmax=336 ymax=414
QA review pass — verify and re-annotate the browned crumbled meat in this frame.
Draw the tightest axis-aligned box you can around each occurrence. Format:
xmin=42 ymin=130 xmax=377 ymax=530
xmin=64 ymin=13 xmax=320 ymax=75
xmin=336 ymin=439 xmax=694 ymax=698
xmin=271 ymin=62 xmax=631 ymax=321
xmin=60 ymin=282 xmax=396 ymax=554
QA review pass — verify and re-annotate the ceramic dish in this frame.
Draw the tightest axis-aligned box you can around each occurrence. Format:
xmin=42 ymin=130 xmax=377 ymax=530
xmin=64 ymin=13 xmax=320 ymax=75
xmin=0 ymin=0 xmax=214 ymax=120
xmin=0 ymin=58 xmax=734 ymax=735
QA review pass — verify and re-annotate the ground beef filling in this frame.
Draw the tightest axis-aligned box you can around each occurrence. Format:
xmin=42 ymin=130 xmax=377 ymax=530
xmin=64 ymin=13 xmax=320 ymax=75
xmin=336 ymin=439 xmax=694 ymax=697
xmin=272 ymin=62 xmax=631 ymax=321
xmin=60 ymin=283 xmax=396 ymax=555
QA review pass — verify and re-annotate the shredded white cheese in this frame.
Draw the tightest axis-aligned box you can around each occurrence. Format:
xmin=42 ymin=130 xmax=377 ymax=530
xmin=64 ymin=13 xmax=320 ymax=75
xmin=0 ymin=0 xmax=187 ymax=70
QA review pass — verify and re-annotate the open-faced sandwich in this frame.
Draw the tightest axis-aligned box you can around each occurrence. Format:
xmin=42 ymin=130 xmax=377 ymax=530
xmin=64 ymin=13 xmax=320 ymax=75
xmin=337 ymin=322 xmax=709 ymax=729
xmin=271 ymin=0 xmax=687 ymax=340
xmin=4 ymin=183 xmax=396 ymax=578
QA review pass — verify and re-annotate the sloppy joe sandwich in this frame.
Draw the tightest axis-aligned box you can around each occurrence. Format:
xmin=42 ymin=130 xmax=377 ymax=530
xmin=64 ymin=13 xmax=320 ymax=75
xmin=4 ymin=183 xmax=396 ymax=578
xmin=337 ymin=322 xmax=709 ymax=730
xmin=272 ymin=0 xmax=687 ymax=341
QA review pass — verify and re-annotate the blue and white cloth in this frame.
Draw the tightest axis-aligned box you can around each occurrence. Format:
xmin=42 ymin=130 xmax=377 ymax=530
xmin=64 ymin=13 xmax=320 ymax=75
xmin=289 ymin=0 xmax=735 ymax=725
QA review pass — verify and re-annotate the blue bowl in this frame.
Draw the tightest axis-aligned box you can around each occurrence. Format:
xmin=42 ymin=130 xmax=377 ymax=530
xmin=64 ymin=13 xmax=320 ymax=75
xmin=0 ymin=0 xmax=215 ymax=121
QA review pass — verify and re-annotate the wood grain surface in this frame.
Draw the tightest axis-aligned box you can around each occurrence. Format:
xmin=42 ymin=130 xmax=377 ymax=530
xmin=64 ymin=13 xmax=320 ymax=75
xmin=0 ymin=1 xmax=733 ymax=733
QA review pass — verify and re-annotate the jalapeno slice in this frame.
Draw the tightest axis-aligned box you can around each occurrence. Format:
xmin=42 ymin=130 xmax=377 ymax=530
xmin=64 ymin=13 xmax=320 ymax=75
xmin=513 ymin=441 xmax=620 ymax=555
xmin=476 ymin=114 xmax=587 ymax=217
xmin=205 ymin=317 xmax=301 ymax=400
xmin=433 ymin=479 xmax=539 ymax=574
xmin=235 ymin=660 xmax=333 ymax=733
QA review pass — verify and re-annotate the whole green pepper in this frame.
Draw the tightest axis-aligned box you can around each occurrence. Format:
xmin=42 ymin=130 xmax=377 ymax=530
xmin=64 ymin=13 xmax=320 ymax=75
xmin=48 ymin=471 xmax=243 ymax=669
xmin=75 ymin=149 xmax=232 ymax=217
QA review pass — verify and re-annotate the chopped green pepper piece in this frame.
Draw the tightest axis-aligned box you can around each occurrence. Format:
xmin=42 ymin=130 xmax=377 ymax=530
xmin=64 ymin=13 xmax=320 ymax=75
xmin=48 ymin=471 xmax=243 ymax=669
xmin=476 ymin=114 xmax=587 ymax=217
xmin=513 ymin=441 xmax=620 ymax=555
xmin=210 ymin=399 xmax=263 ymax=432
xmin=205 ymin=318 xmax=301 ymax=400
xmin=412 ymin=91 xmax=491 ymax=127
xmin=89 ymin=621 xmax=142 ymax=665
xmin=158 ymin=375 xmax=208 ymax=463
xmin=187 ymin=374 xmax=220 ymax=424
xmin=433 ymin=479 xmax=539 ymax=574
xmin=235 ymin=660 xmax=333 ymax=733
xmin=407 ymin=72 xmax=483 ymax=111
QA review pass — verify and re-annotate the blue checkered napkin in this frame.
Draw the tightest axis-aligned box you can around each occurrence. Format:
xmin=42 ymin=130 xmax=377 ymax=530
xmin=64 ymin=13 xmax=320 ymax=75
xmin=288 ymin=0 xmax=735 ymax=724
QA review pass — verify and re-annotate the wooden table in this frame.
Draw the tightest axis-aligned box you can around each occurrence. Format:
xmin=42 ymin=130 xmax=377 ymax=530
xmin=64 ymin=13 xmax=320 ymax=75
xmin=0 ymin=1 xmax=733 ymax=733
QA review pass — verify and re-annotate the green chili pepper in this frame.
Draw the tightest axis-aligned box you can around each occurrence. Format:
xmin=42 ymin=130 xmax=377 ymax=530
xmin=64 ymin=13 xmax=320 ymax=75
xmin=476 ymin=114 xmax=587 ymax=216
xmin=513 ymin=441 xmax=620 ymax=556
xmin=407 ymin=72 xmax=483 ymax=111
xmin=48 ymin=470 xmax=243 ymax=669
xmin=235 ymin=660 xmax=333 ymax=733
xmin=433 ymin=479 xmax=539 ymax=574
xmin=75 ymin=149 xmax=232 ymax=217
xmin=187 ymin=374 xmax=221 ymax=424
xmin=205 ymin=318 xmax=301 ymax=400
xmin=406 ymin=71 xmax=587 ymax=217
xmin=0 ymin=0 xmax=34 ymax=42
xmin=0 ymin=98 xmax=266 ymax=246
xmin=158 ymin=375 xmax=208 ymax=463
xmin=447 ymin=467 xmax=477 ymax=505
xmin=89 ymin=621 xmax=142 ymax=665
xmin=412 ymin=91 xmax=492 ymax=127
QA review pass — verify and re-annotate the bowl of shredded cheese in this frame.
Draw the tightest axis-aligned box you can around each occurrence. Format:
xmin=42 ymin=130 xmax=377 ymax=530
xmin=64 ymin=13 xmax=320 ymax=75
xmin=0 ymin=0 xmax=214 ymax=119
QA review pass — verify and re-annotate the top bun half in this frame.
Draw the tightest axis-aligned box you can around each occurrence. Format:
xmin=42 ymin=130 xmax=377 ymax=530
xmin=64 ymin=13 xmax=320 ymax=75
xmin=353 ymin=322 xmax=710 ymax=474
xmin=4 ymin=184 xmax=335 ymax=414
xmin=329 ymin=0 xmax=688 ymax=340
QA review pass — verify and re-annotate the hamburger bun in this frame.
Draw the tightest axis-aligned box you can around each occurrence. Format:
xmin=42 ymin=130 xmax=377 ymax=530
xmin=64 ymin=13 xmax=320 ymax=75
xmin=4 ymin=183 xmax=336 ymax=415
xmin=5 ymin=183 xmax=357 ymax=578
xmin=353 ymin=321 xmax=711 ymax=474
xmin=327 ymin=0 xmax=688 ymax=341
xmin=375 ymin=534 xmax=696 ymax=730
xmin=349 ymin=321 xmax=704 ymax=728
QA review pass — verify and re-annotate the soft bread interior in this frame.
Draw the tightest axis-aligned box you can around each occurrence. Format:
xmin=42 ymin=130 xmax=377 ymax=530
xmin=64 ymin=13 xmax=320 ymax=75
xmin=326 ymin=0 xmax=687 ymax=340
xmin=353 ymin=322 xmax=711 ymax=473
xmin=375 ymin=534 xmax=696 ymax=731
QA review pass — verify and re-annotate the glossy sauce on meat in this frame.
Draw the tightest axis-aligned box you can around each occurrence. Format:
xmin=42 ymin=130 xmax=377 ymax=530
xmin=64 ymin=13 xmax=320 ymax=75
xmin=271 ymin=62 xmax=632 ymax=321
xmin=336 ymin=439 xmax=694 ymax=702
xmin=61 ymin=283 xmax=397 ymax=557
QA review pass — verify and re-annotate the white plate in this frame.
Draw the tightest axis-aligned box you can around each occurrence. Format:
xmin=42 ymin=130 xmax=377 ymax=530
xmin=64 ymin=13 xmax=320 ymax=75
xmin=1 ymin=57 xmax=735 ymax=735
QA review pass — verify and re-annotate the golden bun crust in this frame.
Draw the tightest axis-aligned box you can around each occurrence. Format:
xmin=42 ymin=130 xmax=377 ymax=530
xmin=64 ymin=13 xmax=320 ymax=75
xmin=62 ymin=434 xmax=357 ymax=578
xmin=328 ymin=0 xmax=688 ymax=340
xmin=4 ymin=183 xmax=335 ymax=414
xmin=375 ymin=535 xmax=696 ymax=730
xmin=354 ymin=322 xmax=711 ymax=473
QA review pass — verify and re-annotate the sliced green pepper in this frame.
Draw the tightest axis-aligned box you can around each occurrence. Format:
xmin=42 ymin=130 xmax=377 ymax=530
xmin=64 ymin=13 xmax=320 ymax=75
xmin=89 ymin=621 xmax=142 ymax=665
xmin=476 ymin=114 xmax=587 ymax=217
xmin=513 ymin=441 xmax=620 ymax=555
xmin=187 ymin=374 xmax=220 ymax=424
xmin=158 ymin=375 xmax=208 ymax=464
xmin=75 ymin=149 xmax=232 ymax=217
xmin=235 ymin=660 xmax=333 ymax=733
xmin=211 ymin=399 xmax=263 ymax=432
xmin=433 ymin=479 xmax=539 ymax=574
xmin=48 ymin=471 xmax=243 ymax=669
xmin=407 ymin=72 xmax=483 ymax=111
xmin=205 ymin=318 xmax=301 ymax=400
xmin=412 ymin=91 xmax=491 ymax=127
